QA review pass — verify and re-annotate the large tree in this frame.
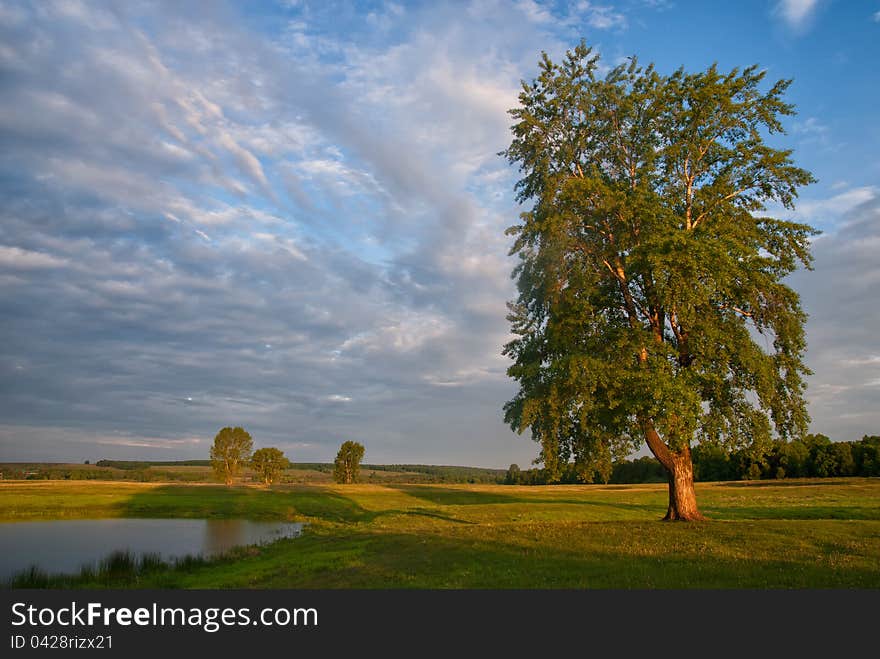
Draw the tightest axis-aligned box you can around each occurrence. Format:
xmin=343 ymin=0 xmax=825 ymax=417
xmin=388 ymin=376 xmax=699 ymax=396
xmin=251 ymin=447 xmax=289 ymax=485
xmin=502 ymin=44 xmax=816 ymax=520
xmin=210 ymin=426 xmax=254 ymax=486
xmin=333 ymin=440 xmax=365 ymax=485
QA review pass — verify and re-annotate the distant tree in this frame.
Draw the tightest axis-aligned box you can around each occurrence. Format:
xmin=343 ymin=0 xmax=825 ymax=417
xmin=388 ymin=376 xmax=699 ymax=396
xmin=744 ymin=462 xmax=763 ymax=480
xmin=831 ymin=442 xmax=855 ymax=477
xmin=692 ymin=445 xmax=735 ymax=482
xmin=210 ymin=426 xmax=254 ymax=486
xmin=84 ymin=460 xmax=90 ymax=465
xmin=777 ymin=439 xmax=810 ymax=478
xmin=802 ymin=433 xmax=832 ymax=477
xmin=811 ymin=447 xmax=837 ymax=478
xmin=854 ymin=436 xmax=880 ymax=476
xmin=251 ymin=447 xmax=289 ymax=485
xmin=803 ymin=433 xmax=831 ymax=449
xmin=611 ymin=455 xmax=666 ymax=484
xmin=502 ymin=44 xmax=816 ymax=519
xmin=333 ymin=441 xmax=365 ymax=484
xmin=505 ymin=463 xmax=522 ymax=484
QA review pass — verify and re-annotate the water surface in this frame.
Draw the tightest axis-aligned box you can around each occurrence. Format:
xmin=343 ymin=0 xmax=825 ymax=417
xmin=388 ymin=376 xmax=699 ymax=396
xmin=0 ymin=518 xmax=303 ymax=581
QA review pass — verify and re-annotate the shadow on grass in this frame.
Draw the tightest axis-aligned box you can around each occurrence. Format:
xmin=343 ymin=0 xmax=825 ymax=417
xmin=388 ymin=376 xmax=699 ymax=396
xmin=388 ymin=484 xmax=880 ymax=521
xmin=296 ymin=525 xmax=880 ymax=589
xmin=387 ymin=485 xmax=661 ymax=515
xmin=701 ymin=505 xmax=880 ymax=521
xmin=117 ymin=485 xmax=474 ymax=525
xmin=721 ymin=479 xmax=863 ymax=488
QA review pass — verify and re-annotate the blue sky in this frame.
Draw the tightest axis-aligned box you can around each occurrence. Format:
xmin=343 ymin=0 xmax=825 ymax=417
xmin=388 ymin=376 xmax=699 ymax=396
xmin=0 ymin=0 xmax=878 ymax=467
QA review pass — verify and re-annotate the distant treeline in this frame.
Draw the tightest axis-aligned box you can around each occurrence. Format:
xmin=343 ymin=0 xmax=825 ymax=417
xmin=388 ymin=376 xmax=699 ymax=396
xmin=364 ymin=464 xmax=506 ymax=483
xmin=279 ymin=462 xmax=506 ymax=483
xmin=0 ymin=463 xmax=208 ymax=482
xmin=5 ymin=435 xmax=877 ymax=485
xmin=504 ymin=434 xmax=880 ymax=484
xmin=95 ymin=460 xmax=210 ymax=470
xmin=0 ymin=460 xmax=507 ymax=484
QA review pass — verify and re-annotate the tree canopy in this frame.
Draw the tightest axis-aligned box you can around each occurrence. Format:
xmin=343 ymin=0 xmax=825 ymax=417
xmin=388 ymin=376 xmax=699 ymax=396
xmin=333 ymin=441 xmax=365 ymax=484
xmin=251 ymin=447 xmax=289 ymax=485
xmin=502 ymin=43 xmax=817 ymax=520
xmin=209 ymin=426 xmax=254 ymax=486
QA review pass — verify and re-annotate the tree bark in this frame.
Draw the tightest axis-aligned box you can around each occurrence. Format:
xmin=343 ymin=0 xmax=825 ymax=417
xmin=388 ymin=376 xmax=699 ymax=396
xmin=662 ymin=446 xmax=705 ymax=521
xmin=642 ymin=421 xmax=706 ymax=521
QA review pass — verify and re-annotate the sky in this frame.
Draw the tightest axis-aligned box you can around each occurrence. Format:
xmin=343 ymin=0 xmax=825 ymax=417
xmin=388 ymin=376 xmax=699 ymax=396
xmin=0 ymin=0 xmax=878 ymax=468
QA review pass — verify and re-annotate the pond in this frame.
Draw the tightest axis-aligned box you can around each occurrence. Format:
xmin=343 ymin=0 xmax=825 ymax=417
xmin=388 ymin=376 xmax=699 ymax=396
xmin=0 ymin=518 xmax=303 ymax=582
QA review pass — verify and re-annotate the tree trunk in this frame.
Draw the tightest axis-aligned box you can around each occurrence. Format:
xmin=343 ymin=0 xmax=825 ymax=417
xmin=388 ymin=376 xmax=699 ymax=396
xmin=642 ymin=421 xmax=706 ymax=521
xmin=662 ymin=447 xmax=705 ymax=521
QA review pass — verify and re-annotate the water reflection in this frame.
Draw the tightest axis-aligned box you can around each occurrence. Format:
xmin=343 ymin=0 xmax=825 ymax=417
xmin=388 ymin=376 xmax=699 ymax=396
xmin=203 ymin=519 xmax=246 ymax=555
xmin=0 ymin=518 xmax=303 ymax=581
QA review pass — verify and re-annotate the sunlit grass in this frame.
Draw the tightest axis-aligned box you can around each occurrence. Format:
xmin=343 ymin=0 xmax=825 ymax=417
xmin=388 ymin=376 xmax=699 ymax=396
xmin=1 ymin=479 xmax=878 ymax=588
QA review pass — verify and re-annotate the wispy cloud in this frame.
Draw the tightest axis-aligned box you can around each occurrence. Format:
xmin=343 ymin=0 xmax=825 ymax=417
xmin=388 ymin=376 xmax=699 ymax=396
xmin=576 ymin=1 xmax=628 ymax=29
xmin=0 ymin=0 xmax=875 ymax=466
xmin=0 ymin=0 xmax=551 ymax=466
xmin=784 ymin=186 xmax=877 ymax=230
xmin=789 ymin=192 xmax=880 ymax=439
xmin=775 ymin=0 xmax=819 ymax=31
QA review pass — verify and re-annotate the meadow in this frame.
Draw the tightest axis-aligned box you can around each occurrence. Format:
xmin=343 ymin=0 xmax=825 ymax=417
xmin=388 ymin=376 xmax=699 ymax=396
xmin=1 ymin=479 xmax=878 ymax=588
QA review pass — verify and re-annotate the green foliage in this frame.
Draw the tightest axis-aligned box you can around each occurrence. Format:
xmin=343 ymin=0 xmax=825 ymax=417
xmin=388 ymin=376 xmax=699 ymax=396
xmin=251 ymin=447 xmax=289 ymax=485
xmin=690 ymin=435 xmax=878 ymax=481
xmin=360 ymin=464 xmax=505 ymax=483
xmin=6 ymin=549 xmax=206 ymax=589
xmin=511 ymin=432 xmax=880 ymax=485
xmin=612 ymin=456 xmax=667 ymax=483
xmin=502 ymin=43 xmax=817 ymax=481
xmin=505 ymin=464 xmax=522 ymax=484
xmin=209 ymin=427 xmax=254 ymax=485
xmin=692 ymin=445 xmax=736 ymax=482
xmin=333 ymin=441 xmax=365 ymax=484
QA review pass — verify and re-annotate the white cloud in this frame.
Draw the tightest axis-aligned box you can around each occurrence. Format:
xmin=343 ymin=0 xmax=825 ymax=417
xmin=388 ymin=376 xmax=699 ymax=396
xmin=0 ymin=245 xmax=68 ymax=270
xmin=793 ymin=116 xmax=828 ymax=136
xmin=216 ymin=131 xmax=270 ymax=191
xmin=577 ymin=1 xmax=627 ymax=29
xmin=94 ymin=436 xmax=203 ymax=449
xmin=775 ymin=0 xmax=819 ymax=30
xmin=340 ymin=312 xmax=453 ymax=355
xmin=252 ymin=233 xmax=308 ymax=261
xmin=516 ymin=0 xmax=554 ymax=24
xmin=784 ymin=186 xmax=877 ymax=229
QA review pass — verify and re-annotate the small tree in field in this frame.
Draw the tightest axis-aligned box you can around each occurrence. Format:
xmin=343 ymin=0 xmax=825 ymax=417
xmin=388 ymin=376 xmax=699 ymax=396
xmin=503 ymin=43 xmax=816 ymax=520
xmin=210 ymin=426 xmax=253 ymax=486
xmin=251 ymin=447 xmax=289 ymax=485
xmin=333 ymin=441 xmax=365 ymax=484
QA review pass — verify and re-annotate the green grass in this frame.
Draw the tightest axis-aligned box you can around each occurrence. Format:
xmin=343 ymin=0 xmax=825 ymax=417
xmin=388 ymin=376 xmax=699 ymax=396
xmin=1 ymin=479 xmax=878 ymax=588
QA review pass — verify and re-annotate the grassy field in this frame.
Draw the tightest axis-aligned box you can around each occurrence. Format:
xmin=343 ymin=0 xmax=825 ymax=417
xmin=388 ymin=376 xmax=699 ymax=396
xmin=1 ymin=479 xmax=878 ymax=588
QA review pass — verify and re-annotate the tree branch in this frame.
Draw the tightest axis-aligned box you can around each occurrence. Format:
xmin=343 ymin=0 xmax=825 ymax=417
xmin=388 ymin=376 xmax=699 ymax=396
xmin=692 ymin=187 xmax=750 ymax=229
xmin=719 ymin=304 xmax=753 ymax=318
